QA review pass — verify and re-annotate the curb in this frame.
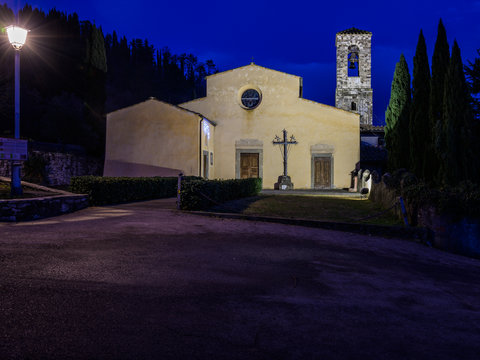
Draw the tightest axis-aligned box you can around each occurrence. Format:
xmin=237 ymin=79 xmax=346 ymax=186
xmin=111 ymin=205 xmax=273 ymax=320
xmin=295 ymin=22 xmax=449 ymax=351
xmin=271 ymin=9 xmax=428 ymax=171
xmin=185 ymin=210 xmax=433 ymax=242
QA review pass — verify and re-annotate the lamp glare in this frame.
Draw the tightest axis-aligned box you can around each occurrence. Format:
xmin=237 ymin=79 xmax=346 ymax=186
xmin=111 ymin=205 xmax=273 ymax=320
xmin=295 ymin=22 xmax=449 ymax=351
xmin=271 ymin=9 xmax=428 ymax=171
xmin=5 ymin=25 xmax=28 ymax=50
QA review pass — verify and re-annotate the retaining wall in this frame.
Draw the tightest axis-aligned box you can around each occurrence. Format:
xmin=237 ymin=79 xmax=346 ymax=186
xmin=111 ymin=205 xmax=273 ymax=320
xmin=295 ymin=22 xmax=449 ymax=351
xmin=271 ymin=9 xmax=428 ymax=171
xmin=0 ymin=145 xmax=102 ymax=186
xmin=370 ymin=180 xmax=480 ymax=258
xmin=0 ymin=194 xmax=88 ymax=222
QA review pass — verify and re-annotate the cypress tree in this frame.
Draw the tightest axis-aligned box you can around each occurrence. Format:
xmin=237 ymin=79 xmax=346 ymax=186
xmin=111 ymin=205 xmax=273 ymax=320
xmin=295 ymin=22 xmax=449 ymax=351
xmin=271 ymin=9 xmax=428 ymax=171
xmin=465 ymin=49 xmax=480 ymax=182
xmin=82 ymin=23 xmax=107 ymax=155
xmin=385 ymin=54 xmax=411 ymax=170
xmin=465 ymin=49 xmax=480 ymax=118
xmin=429 ymin=19 xmax=450 ymax=184
xmin=443 ymin=41 xmax=475 ymax=185
xmin=409 ymin=30 xmax=431 ymax=179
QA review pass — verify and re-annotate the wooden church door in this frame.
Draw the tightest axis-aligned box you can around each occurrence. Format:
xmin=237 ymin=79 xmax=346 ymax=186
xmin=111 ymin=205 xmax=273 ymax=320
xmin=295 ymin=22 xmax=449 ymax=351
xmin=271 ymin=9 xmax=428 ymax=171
xmin=240 ymin=153 xmax=259 ymax=179
xmin=314 ymin=157 xmax=331 ymax=188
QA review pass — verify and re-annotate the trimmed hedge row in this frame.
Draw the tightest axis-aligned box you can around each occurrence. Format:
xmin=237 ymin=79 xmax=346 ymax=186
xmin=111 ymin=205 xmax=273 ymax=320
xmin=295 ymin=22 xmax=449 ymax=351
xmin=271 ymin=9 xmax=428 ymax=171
xmin=70 ymin=176 xmax=262 ymax=208
xmin=180 ymin=178 xmax=262 ymax=210
xmin=70 ymin=176 xmax=200 ymax=206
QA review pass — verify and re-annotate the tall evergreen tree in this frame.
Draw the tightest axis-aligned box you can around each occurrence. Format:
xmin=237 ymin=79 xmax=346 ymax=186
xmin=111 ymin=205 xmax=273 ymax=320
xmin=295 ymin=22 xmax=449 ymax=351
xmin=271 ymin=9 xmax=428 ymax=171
xmin=81 ymin=22 xmax=107 ymax=155
xmin=465 ymin=48 xmax=480 ymax=118
xmin=443 ymin=41 xmax=475 ymax=185
xmin=385 ymin=54 xmax=411 ymax=170
xmin=429 ymin=19 xmax=450 ymax=184
xmin=0 ymin=3 xmax=218 ymax=154
xmin=409 ymin=30 xmax=431 ymax=179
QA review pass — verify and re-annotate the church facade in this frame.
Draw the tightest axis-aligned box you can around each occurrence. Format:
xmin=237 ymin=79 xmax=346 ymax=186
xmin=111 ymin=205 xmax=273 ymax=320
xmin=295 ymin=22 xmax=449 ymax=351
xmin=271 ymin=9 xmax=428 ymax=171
xmin=180 ymin=64 xmax=359 ymax=189
xmin=104 ymin=28 xmax=373 ymax=189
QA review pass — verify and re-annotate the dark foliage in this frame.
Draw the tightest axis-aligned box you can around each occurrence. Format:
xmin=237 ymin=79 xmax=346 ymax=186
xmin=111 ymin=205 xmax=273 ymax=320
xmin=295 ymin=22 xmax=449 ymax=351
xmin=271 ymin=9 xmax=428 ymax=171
xmin=443 ymin=41 xmax=477 ymax=185
xmin=104 ymin=35 xmax=218 ymax=113
xmin=382 ymin=169 xmax=417 ymax=191
xmin=180 ymin=178 xmax=263 ymax=210
xmin=409 ymin=30 xmax=431 ymax=180
xmin=23 ymin=152 xmax=47 ymax=184
xmin=386 ymin=21 xmax=478 ymax=188
xmin=430 ymin=19 xmax=450 ymax=184
xmin=0 ymin=4 xmax=218 ymax=156
xmin=70 ymin=176 xmax=259 ymax=208
xmin=403 ymin=181 xmax=480 ymax=220
xmin=384 ymin=54 xmax=411 ymax=171
xmin=465 ymin=48 xmax=480 ymax=118
xmin=70 ymin=175 xmax=200 ymax=205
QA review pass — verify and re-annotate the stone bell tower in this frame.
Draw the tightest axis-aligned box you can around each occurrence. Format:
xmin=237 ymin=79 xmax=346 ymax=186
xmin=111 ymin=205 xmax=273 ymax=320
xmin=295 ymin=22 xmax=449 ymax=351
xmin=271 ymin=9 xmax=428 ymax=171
xmin=335 ymin=27 xmax=373 ymax=125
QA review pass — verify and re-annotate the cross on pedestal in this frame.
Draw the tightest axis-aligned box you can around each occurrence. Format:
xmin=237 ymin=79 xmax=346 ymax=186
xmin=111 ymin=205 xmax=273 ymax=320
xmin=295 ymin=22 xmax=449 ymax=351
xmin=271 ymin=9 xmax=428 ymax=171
xmin=272 ymin=129 xmax=298 ymax=190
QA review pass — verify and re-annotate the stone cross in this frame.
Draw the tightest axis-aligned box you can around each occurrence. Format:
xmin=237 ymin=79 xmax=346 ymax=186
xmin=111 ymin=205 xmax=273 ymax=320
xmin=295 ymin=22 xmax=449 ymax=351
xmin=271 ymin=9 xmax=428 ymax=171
xmin=272 ymin=129 xmax=298 ymax=177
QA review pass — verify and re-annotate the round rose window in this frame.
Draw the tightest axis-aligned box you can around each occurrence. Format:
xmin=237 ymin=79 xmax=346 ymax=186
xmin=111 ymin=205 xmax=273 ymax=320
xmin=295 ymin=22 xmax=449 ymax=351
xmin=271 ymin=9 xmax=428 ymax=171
xmin=241 ymin=89 xmax=261 ymax=109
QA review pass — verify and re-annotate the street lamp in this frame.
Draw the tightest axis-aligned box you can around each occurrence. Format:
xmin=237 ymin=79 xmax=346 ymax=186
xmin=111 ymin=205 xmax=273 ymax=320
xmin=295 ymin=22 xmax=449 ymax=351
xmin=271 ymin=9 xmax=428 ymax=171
xmin=5 ymin=24 xmax=29 ymax=196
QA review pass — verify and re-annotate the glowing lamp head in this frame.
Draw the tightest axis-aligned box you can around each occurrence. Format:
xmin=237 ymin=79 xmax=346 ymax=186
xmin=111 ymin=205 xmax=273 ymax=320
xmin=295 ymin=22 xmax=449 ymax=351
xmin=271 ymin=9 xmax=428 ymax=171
xmin=5 ymin=25 xmax=29 ymax=50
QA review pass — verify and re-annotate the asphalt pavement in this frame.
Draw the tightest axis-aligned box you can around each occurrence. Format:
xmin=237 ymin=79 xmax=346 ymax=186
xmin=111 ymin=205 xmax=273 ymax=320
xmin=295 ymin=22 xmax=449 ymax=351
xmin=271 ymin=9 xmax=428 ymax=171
xmin=0 ymin=198 xmax=479 ymax=359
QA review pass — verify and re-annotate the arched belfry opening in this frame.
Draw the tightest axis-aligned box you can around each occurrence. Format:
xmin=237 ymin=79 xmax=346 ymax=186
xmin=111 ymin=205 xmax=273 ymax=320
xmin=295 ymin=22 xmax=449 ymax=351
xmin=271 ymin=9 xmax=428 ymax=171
xmin=335 ymin=27 xmax=373 ymax=125
xmin=348 ymin=45 xmax=359 ymax=77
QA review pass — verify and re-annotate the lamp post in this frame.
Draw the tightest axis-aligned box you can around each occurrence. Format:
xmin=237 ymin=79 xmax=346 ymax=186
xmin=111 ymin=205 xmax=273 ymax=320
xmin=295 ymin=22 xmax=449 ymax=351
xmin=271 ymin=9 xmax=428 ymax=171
xmin=5 ymin=24 xmax=29 ymax=196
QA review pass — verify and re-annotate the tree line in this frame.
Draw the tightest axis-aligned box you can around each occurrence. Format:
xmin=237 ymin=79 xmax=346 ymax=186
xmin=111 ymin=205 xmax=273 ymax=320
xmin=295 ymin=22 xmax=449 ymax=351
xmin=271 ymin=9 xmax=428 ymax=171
xmin=0 ymin=4 xmax=217 ymax=155
xmin=385 ymin=19 xmax=480 ymax=187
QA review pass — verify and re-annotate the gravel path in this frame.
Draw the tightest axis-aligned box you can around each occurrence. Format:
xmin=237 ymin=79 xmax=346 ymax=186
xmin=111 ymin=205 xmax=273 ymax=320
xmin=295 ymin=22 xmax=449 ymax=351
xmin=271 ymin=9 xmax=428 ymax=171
xmin=1 ymin=198 xmax=479 ymax=359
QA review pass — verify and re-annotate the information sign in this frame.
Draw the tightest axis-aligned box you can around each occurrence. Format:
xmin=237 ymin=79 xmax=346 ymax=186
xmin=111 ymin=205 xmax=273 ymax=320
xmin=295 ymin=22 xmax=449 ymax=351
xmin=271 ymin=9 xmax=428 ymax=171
xmin=0 ymin=137 xmax=28 ymax=161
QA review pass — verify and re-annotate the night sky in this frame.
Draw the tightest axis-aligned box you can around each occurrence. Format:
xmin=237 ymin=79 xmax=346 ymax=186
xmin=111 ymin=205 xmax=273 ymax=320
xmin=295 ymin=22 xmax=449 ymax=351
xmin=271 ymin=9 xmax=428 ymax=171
xmin=5 ymin=0 xmax=480 ymax=125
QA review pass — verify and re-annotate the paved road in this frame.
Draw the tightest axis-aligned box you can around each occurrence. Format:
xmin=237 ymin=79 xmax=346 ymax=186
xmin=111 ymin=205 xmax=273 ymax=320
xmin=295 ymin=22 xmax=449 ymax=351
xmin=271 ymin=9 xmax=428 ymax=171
xmin=1 ymin=199 xmax=479 ymax=359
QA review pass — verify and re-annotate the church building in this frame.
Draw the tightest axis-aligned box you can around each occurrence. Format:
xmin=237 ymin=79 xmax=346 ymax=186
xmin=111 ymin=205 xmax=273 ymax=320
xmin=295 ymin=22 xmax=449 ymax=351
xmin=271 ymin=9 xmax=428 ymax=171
xmin=104 ymin=28 xmax=373 ymax=189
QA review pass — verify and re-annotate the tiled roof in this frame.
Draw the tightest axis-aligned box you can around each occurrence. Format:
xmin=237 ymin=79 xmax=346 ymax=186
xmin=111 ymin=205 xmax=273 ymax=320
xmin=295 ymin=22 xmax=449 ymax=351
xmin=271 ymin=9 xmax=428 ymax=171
xmin=360 ymin=124 xmax=384 ymax=132
xmin=337 ymin=27 xmax=372 ymax=35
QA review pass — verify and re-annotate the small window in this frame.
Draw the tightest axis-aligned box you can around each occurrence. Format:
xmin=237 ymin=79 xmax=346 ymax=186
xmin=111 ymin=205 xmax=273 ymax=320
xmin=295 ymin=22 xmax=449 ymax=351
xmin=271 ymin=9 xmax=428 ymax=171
xmin=351 ymin=102 xmax=357 ymax=111
xmin=210 ymin=152 xmax=213 ymax=166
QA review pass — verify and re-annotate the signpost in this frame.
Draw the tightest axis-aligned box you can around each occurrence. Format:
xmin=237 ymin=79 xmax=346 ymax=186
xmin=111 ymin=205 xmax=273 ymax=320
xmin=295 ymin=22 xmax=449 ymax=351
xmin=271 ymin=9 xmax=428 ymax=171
xmin=0 ymin=137 xmax=28 ymax=161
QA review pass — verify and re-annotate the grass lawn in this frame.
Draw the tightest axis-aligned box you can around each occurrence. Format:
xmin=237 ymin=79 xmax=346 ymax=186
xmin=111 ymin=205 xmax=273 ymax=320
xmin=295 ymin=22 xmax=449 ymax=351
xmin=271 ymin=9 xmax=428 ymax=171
xmin=215 ymin=195 xmax=403 ymax=226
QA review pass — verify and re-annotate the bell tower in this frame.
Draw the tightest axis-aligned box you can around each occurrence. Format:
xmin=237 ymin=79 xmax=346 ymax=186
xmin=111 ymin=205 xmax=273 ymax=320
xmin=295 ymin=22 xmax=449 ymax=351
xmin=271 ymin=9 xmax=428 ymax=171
xmin=335 ymin=28 xmax=373 ymax=125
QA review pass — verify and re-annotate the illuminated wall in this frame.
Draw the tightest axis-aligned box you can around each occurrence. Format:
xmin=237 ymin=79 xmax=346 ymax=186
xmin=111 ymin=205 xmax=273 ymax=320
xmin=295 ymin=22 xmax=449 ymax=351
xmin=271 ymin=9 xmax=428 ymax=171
xmin=181 ymin=64 xmax=359 ymax=189
xmin=104 ymin=99 xmax=208 ymax=177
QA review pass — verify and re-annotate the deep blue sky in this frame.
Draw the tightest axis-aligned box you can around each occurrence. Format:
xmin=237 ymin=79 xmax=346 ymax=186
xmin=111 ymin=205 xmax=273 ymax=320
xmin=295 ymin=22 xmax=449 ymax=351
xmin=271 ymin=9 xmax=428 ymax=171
xmin=5 ymin=0 xmax=480 ymax=125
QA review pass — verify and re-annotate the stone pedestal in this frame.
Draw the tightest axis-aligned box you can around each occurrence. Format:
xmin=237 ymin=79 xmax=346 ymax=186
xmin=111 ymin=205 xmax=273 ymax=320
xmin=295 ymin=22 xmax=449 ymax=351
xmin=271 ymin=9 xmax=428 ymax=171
xmin=274 ymin=175 xmax=294 ymax=190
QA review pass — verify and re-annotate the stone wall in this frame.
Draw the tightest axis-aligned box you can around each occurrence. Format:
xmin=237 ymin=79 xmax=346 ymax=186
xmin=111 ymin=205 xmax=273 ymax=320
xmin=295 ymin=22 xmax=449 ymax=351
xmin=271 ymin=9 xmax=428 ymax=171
xmin=0 ymin=149 xmax=103 ymax=186
xmin=0 ymin=194 xmax=89 ymax=222
xmin=369 ymin=180 xmax=480 ymax=258
xmin=418 ymin=207 xmax=480 ymax=258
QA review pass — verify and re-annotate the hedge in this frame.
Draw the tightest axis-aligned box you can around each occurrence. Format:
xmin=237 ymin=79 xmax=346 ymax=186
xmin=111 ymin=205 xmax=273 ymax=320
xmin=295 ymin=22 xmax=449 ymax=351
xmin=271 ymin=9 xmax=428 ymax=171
xmin=402 ymin=181 xmax=480 ymax=220
xmin=180 ymin=178 xmax=262 ymax=210
xmin=70 ymin=176 xmax=200 ymax=206
xmin=376 ymin=169 xmax=480 ymax=220
xmin=70 ymin=176 xmax=261 ymax=208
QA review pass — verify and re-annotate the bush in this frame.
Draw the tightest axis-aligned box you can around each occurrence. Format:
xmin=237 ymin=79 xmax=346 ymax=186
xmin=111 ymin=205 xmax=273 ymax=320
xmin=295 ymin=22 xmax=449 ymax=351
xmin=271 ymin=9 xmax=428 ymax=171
xmin=70 ymin=175 xmax=261 ymax=208
xmin=402 ymin=181 xmax=480 ymax=219
xmin=180 ymin=178 xmax=262 ymax=210
xmin=382 ymin=169 xmax=417 ymax=192
xmin=23 ymin=153 xmax=48 ymax=184
xmin=70 ymin=176 xmax=189 ymax=206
